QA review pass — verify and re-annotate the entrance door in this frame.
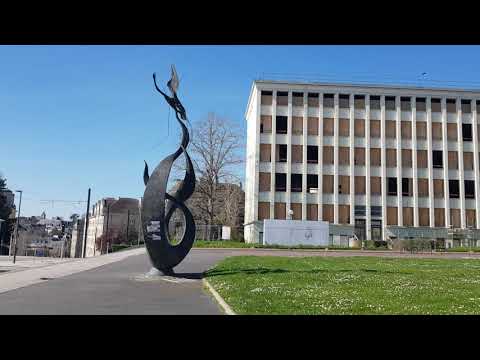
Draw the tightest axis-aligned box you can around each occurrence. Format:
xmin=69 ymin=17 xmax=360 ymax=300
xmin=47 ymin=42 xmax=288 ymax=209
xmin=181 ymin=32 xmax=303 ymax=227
xmin=354 ymin=219 xmax=366 ymax=240
xmin=371 ymin=220 xmax=382 ymax=241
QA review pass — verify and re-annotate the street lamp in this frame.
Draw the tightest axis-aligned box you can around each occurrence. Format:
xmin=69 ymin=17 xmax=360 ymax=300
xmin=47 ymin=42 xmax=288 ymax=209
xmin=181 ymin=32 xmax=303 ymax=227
xmin=12 ymin=190 xmax=22 ymax=264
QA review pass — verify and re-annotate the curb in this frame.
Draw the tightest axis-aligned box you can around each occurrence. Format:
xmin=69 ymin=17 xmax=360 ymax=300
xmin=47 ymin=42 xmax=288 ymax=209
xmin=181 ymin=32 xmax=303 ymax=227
xmin=203 ymin=278 xmax=236 ymax=315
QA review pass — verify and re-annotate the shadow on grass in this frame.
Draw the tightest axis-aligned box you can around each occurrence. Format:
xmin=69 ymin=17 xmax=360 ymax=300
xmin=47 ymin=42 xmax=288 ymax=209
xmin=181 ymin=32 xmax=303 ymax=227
xmin=204 ymin=268 xmax=412 ymax=277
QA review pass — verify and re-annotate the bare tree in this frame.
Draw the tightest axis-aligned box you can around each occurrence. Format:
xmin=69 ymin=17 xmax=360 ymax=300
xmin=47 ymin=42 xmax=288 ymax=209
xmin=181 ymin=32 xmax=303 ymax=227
xmin=177 ymin=113 xmax=243 ymax=229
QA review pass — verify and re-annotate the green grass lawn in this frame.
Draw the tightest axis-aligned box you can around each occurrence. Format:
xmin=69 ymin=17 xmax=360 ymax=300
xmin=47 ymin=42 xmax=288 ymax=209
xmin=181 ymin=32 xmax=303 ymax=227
xmin=193 ymin=240 xmax=357 ymax=250
xmin=204 ymin=256 xmax=480 ymax=315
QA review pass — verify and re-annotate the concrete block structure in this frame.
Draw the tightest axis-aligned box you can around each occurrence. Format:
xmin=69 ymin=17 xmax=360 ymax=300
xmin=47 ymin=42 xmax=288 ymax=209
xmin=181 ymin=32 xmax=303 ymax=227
xmin=244 ymin=80 xmax=480 ymax=246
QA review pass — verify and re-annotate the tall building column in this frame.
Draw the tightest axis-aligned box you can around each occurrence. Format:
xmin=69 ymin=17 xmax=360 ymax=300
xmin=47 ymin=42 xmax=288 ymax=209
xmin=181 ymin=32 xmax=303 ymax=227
xmin=349 ymin=94 xmax=355 ymax=226
xmin=380 ymin=95 xmax=387 ymax=240
xmin=334 ymin=93 xmax=339 ymax=224
xmin=457 ymin=97 xmax=466 ymax=228
xmin=472 ymin=100 xmax=480 ymax=228
xmin=412 ymin=98 xmax=419 ymax=226
xmin=270 ymin=91 xmax=277 ymax=219
xmin=317 ymin=93 xmax=324 ymax=221
xmin=442 ymin=97 xmax=451 ymax=228
xmin=427 ymin=96 xmax=435 ymax=227
xmin=302 ymin=92 xmax=307 ymax=220
xmin=286 ymin=91 xmax=293 ymax=218
xmin=396 ymin=96 xmax=403 ymax=226
xmin=365 ymin=95 xmax=372 ymax=239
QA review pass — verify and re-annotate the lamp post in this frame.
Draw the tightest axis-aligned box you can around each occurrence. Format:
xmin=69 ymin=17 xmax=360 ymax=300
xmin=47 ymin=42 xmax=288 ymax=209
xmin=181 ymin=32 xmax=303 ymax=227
xmin=13 ymin=190 xmax=23 ymax=264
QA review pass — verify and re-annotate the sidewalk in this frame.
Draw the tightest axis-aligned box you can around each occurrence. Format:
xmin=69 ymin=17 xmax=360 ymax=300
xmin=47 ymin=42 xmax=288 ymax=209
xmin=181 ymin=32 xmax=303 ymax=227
xmin=0 ymin=248 xmax=146 ymax=295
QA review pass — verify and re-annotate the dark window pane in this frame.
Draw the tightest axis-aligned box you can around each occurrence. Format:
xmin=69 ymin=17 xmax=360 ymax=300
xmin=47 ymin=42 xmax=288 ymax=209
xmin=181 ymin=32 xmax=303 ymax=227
xmin=276 ymin=116 xmax=288 ymax=134
xmin=462 ymin=124 xmax=472 ymax=142
xmin=433 ymin=151 xmax=443 ymax=168
xmin=307 ymin=175 xmax=318 ymax=193
xmin=291 ymin=174 xmax=302 ymax=192
xmin=449 ymin=180 xmax=459 ymax=199
xmin=465 ymin=180 xmax=475 ymax=199
xmin=307 ymin=145 xmax=318 ymax=163
xmin=388 ymin=178 xmax=397 ymax=195
xmin=275 ymin=173 xmax=286 ymax=192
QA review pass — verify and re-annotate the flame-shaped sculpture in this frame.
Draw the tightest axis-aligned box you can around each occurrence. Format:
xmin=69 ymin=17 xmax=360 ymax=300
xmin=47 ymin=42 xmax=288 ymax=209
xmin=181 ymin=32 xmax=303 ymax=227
xmin=141 ymin=65 xmax=196 ymax=275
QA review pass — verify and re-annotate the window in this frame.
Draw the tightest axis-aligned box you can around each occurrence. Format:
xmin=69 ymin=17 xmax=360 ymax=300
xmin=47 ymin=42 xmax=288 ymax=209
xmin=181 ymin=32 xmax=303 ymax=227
xmin=276 ymin=116 xmax=287 ymax=134
xmin=355 ymin=176 xmax=366 ymax=194
xmin=339 ymin=94 xmax=350 ymax=108
xmin=277 ymin=144 xmax=287 ymax=162
xmin=259 ymin=173 xmax=271 ymax=192
xmin=461 ymin=99 xmax=471 ymax=113
xmin=307 ymin=175 xmax=318 ymax=193
xmin=450 ymin=209 xmax=461 ymax=228
xmin=292 ymin=116 xmax=303 ymax=135
xmin=418 ymin=178 xmax=429 ymax=197
xmin=307 ymin=204 xmax=318 ymax=221
xmin=435 ymin=208 xmax=446 ymax=227
xmin=258 ymin=202 xmax=270 ymax=220
xmin=446 ymin=99 xmax=456 ymax=113
xmin=261 ymin=91 xmax=273 ymax=105
xmin=323 ymin=118 xmax=334 ymax=136
xmin=417 ymin=150 xmax=428 ymax=168
xmin=387 ymin=207 xmax=398 ymax=225
xmin=433 ymin=151 xmax=443 ymax=168
xmin=416 ymin=121 xmax=427 ymax=140
xmin=403 ymin=207 xmax=414 ymax=226
xmin=354 ymin=119 xmax=365 ymax=137
xmin=274 ymin=202 xmax=286 ymax=219
xmin=323 ymin=175 xmax=334 ymax=193
xmin=467 ymin=209 xmax=476 ymax=227
xmin=388 ymin=178 xmax=397 ymax=196
xmin=370 ymin=148 xmax=381 ymax=166
xmin=370 ymin=120 xmax=381 ymax=138
xmin=323 ymin=94 xmax=334 ymax=108
xmin=339 ymin=118 xmax=350 ymax=137
xmin=260 ymin=144 xmax=271 ymax=162
xmin=447 ymin=123 xmax=458 ymax=141
xmin=275 ymin=173 xmax=286 ymax=192
xmin=464 ymin=152 xmax=474 ymax=170
xmin=370 ymin=96 xmax=380 ymax=109
xmin=323 ymin=146 xmax=334 ymax=164
xmin=432 ymin=123 xmax=442 ymax=141
xmin=339 ymin=176 xmax=350 ymax=194
xmin=449 ymin=180 xmax=459 ymax=199
xmin=416 ymin=98 xmax=426 ymax=111
xmin=400 ymin=97 xmax=411 ymax=111
xmin=462 ymin=124 xmax=472 ymax=141
xmin=307 ymin=117 xmax=318 ymax=135
xmin=448 ymin=151 xmax=458 ymax=170
xmin=386 ymin=148 xmax=397 ymax=167
xmin=402 ymin=149 xmax=412 ymax=168
xmin=260 ymin=115 xmax=272 ymax=133
xmin=371 ymin=206 xmax=382 ymax=217
xmin=386 ymin=120 xmax=396 ymax=138
xmin=292 ymin=92 xmax=303 ymax=106
xmin=339 ymin=147 xmax=350 ymax=165
xmin=291 ymin=203 xmax=302 ymax=220
xmin=277 ymin=91 xmax=288 ymax=106
xmin=402 ymin=178 xmax=413 ymax=197
xmin=371 ymin=177 xmax=381 ymax=195
xmin=291 ymin=174 xmax=302 ymax=192
xmin=354 ymin=95 xmax=365 ymax=109
xmin=434 ymin=179 xmax=444 ymax=198
xmin=292 ymin=145 xmax=302 ymax=163
xmin=354 ymin=147 xmax=365 ymax=166
xmin=419 ymin=208 xmax=430 ymax=226
xmin=339 ymin=205 xmax=350 ymax=224
xmin=401 ymin=121 xmax=412 ymax=139
xmin=431 ymin=98 xmax=441 ymax=112
xmin=385 ymin=96 xmax=396 ymax=110
xmin=307 ymin=145 xmax=318 ymax=163
xmin=323 ymin=204 xmax=334 ymax=222
xmin=308 ymin=93 xmax=319 ymax=107
xmin=355 ymin=205 xmax=366 ymax=216
xmin=465 ymin=180 xmax=475 ymax=199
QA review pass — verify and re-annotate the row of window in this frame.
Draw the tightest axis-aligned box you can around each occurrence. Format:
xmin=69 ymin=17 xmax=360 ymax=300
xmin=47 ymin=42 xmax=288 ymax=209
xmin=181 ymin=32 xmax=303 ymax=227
xmin=261 ymin=145 xmax=478 ymax=170
xmin=260 ymin=115 xmax=475 ymax=142
xmin=257 ymin=202 xmax=477 ymax=228
xmin=261 ymin=90 xmax=480 ymax=113
xmin=259 ymin=172 xmax=476 ymax=199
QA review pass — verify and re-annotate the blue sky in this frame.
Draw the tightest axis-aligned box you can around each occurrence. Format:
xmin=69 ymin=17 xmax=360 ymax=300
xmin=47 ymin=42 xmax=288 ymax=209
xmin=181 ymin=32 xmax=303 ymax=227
xmin=2 ymin=45 xmax=480 ymax=218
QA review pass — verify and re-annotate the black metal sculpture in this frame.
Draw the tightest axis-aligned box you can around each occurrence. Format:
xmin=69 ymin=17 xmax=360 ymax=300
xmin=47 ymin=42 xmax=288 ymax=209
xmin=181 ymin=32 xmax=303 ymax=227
xmin=141 ymin=66 xmax=196 ymax=275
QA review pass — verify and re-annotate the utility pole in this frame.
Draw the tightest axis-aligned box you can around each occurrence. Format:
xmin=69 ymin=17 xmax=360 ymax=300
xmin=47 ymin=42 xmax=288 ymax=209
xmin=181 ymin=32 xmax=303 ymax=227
xmin=13 ymin=190 xmax=22 ymax=264
xmin=82 ymin=188 xmax=91 ymax=258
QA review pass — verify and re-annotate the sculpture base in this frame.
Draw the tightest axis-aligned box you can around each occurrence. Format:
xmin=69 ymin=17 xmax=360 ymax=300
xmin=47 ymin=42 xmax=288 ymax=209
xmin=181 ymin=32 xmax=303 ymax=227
xmin=146 ymin=267 xmax=175 ymax=277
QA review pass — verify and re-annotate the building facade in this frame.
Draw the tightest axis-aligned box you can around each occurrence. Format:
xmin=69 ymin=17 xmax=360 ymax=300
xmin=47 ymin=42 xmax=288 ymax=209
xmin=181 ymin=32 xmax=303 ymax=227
xmin=244 ymin=80 xmax=480 ymax=244
xmin=84 ymin=197 xmax=140 ymax=257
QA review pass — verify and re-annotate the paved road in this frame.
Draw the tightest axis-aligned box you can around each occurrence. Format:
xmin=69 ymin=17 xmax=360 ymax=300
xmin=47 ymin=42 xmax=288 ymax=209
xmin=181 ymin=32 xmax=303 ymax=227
xmin=1 ymin=248 xmax=479 ymax=314
xmin=0 ymin=250 xmax=228 ymax=315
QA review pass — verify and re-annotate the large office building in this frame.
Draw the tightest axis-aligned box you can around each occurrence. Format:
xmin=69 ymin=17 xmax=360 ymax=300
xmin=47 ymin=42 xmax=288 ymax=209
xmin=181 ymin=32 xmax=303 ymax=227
xmin=244 ymin=80 xmax=480 ymax=245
